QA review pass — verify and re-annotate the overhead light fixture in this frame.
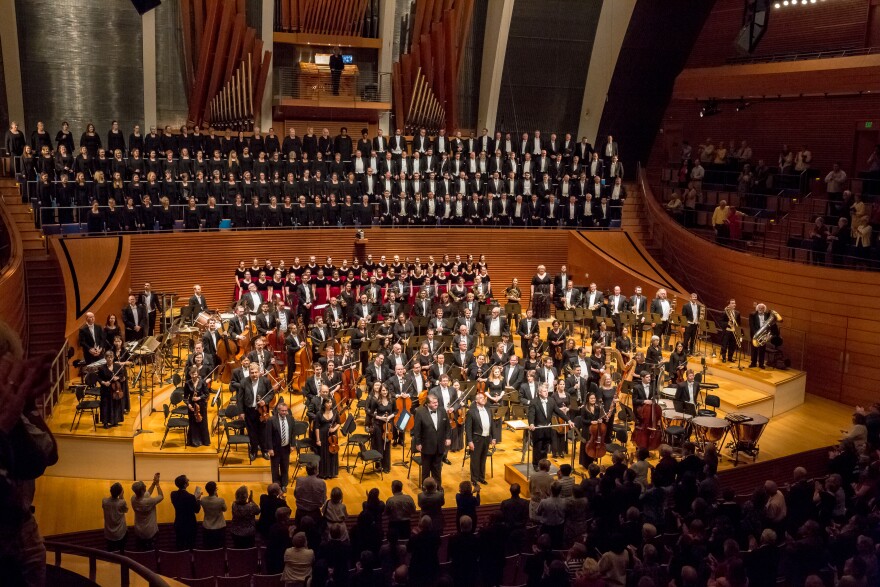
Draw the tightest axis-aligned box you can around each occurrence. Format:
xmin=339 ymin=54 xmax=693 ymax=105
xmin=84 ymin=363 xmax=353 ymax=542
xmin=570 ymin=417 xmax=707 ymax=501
xmin=699 ymin=100 xmax=722 ymax=118
xmin=735 ymin=100 xmax=752 ymax=112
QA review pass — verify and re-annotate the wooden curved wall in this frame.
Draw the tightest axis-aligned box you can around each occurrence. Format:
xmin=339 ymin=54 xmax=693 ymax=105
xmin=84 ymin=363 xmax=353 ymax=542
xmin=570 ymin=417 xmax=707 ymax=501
xmin=639 ymin=170 xmax=880 ymax=406
xmin=566 ymin=231 xmax=688 ymax=302
xmin=50 ymin=237 xmax=132 ymax=354
xmin=0 ymin=198 xmax=26 ymax=348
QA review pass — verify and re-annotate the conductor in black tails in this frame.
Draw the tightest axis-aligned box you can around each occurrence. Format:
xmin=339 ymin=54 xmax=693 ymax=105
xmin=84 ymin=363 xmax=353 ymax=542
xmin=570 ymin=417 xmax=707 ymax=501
xmin=412 ymin=393 xmax=452 ymax=486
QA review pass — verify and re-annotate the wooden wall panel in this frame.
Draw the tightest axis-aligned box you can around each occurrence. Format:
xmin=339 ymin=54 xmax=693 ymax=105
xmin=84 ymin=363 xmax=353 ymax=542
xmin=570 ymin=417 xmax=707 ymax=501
xmin=0 ymin=200 xmax=26 ymax=348
xmin=686 ymin=0 xmax=869 ymax=68
xmin=638 ymin=171 xmax=880 ymax=405
xmin=566 ymin=232 xmax=688 ymax=302
xmin=650 ymin=94 xmax=880 ymax=173
xmin=50 ymin=238 xmax=132 ymax=357
xmin=123 ymin=229 xmax=568 ymax=313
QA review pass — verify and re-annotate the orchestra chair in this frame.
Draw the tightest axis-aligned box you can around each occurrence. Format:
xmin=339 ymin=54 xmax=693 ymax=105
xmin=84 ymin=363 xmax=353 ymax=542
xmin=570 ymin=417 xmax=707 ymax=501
xmin=291 ymin=452 xmax=320 ymax=478
xmin=70 ymin=386 xmax=101 ymax=431
xmin=341 ymin=419 xmax=369 ymax=471
xmin=192 ymin=548 xmax=226 ymax=578
xmin=502 ymin=554 xmax=522 ymax=585
xmin=225 ymin=547 xmax=259 ymax=576
xmin=291 ymin=419 xmax=312 ymax=454
xmin=170 ymin=383 xmax=189 ymax=417
xmin=220 ymin=407 xmax=253 ymax=465
xmin=355 ymin=445 xmax=384 ymax=482
xmin=161 ymin=403 xmax=190 ymax=449
xmin=216 ymin=575 xmax=251 ymax=587
xmin=697 ymin=394 xmax=720 ymax=418
xmin=158 ymin=549 xmax=194 ymax=580
xmin=406 ymin=448 xmax=422 ymax=480
xmin=461 ymin=441 xmax=495 ymax=478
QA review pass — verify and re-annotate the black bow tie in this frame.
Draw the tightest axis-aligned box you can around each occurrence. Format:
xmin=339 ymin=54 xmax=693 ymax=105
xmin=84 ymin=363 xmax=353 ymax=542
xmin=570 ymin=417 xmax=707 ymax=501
xmin=430 ymin=410 xmax=437 ymax=415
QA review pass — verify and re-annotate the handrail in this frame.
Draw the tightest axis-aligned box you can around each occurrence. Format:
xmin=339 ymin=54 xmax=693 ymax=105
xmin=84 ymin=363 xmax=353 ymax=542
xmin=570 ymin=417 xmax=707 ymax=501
xmin=41 ymin=340 xmax=69 ymax=420
xmin=0 ymin=188 xmax=27 ymax=347
xmin=725 ymin=44 xmax=878 ymax=65
xmin=45 ymin=540 xmax=170 ymax=587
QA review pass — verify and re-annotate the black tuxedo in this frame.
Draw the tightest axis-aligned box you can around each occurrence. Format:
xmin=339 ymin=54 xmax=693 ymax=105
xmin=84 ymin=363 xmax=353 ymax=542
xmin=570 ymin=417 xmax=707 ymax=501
xmin=465 ymin=404 xmax=494 ymax=482
xmin=78 ymin=323 xmax=107 ymax=359
xmin=237 ymin=376 xmax=274 ymax=455
xmin=254 ymin=312 xmax=276 ymax=336
xmin=412 ymin=404 xmax=452 ymax=484
xmin=527 ymin=396 xmax=569 ymax=468
xmin=502 ymin=364 xmax=524 ymax=390
xmin=188 ymin=294 xmax=208 ymax=313
xmin=749 ymin=311 xmax=777 ymax=367
xmin=266 ymin=412 xmax=296 ymax=488
xmin=681 ymin=302 xmax=701 ymax=354
xmin=138 ymin=291 xmax=160 ymax=335
xmin=675 ymin=380 xmax=699 ymax=405
xmin=483 ymin=315 xmax=510 ymax=337
xmin=517 ymin=317 xmax=538 ymax=353
xmin=122 ymin=303 xmax=148 ymax=341
xmin=240 ymin=291 xmax=264 ymax=313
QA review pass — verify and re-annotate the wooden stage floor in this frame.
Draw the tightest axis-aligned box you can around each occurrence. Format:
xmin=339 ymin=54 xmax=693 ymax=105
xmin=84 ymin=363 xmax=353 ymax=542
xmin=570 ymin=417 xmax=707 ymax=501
xmin=38 ymin=385 xmax=852 ymax=537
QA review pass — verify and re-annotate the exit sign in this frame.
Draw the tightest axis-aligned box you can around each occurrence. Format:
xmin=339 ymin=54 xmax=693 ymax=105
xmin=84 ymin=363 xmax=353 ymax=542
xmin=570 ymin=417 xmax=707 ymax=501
xmin=867 ymin=121 xmax=874 ymax=128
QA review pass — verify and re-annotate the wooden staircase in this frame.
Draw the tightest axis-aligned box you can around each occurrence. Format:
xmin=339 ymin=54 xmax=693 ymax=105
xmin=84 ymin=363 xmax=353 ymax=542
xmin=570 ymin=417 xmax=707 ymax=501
xmin=622 ymin=182 xmax=662 ymax=257
xmin=0 ymin=179 xmax=66 ymax=357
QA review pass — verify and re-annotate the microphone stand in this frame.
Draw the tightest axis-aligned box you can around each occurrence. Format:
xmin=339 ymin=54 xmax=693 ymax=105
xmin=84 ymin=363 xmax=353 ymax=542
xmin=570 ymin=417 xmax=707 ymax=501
xmin=130 ymin=338 xmax=153 ymax=437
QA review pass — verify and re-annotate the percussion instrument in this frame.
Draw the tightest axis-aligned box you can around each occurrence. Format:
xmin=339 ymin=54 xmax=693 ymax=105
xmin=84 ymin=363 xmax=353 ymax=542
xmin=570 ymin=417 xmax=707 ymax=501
xmin=219 ymin=312 xmax=236 ymax=321
xmin=195 ymin=311 xmax=218 ymax=330
xmin=691 ymin=416 xmax=728 ymax=447
xmin=84 ymin=358 xmax=106 ymax=373
xmin=662 ymin=409 xmax=693 ymax=429
xmin=725 ymin=412 xmax=769 ymax=463
xmin=660 ymin=387 xmax=676 ymax=400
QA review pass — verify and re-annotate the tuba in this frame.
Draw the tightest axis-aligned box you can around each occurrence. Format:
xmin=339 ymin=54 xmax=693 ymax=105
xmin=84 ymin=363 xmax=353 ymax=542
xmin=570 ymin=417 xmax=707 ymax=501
xmin=751 ymin=310 xmax=782 ymax=347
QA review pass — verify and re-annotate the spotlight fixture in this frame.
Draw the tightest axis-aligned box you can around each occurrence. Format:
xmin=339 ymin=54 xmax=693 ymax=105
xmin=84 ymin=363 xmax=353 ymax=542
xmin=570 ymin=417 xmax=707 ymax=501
xmin=699 ymin=100 xmax=722 ymax=118
xmin=776 ymin=0 xmax=826 ymax=7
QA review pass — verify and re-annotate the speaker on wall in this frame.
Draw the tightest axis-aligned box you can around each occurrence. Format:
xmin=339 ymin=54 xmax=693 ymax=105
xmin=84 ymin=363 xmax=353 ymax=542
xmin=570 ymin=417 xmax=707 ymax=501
xmin=131 ymin=0 xmax=161 ymax=15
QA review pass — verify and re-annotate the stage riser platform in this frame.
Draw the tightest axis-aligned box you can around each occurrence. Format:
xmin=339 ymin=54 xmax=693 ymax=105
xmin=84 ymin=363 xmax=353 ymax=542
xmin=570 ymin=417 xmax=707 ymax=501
xmin=54 ymin=435 xmax=134 ymax=480
xmin=134 ymin=451 xmax=221 ymax=483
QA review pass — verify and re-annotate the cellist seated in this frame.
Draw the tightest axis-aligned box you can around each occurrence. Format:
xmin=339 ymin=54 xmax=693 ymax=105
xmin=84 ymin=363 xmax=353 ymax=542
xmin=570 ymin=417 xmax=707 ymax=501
xmin=631 ymin=373 xmax=654 ymax=418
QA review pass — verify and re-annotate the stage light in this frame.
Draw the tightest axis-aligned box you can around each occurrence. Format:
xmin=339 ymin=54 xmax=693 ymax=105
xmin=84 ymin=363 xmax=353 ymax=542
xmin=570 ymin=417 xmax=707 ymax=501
xmin=735 ymin=100 xmax=752 ymax=112
xmin=774 ymin=2 xmax=781 ymax=6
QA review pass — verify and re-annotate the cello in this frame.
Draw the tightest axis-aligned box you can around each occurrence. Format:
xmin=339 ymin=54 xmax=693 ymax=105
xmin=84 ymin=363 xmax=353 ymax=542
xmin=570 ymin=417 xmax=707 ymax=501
xmin=395 ymin=382 xmax=415 ymax=432
xmin=292 ymin=319 xmax=312 ymax=392
xmin=585 ymin=403 xmax=608 ymax=460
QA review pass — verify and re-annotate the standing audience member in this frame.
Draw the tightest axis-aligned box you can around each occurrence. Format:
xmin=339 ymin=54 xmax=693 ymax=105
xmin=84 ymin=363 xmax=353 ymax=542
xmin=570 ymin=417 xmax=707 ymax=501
xmin=265 ymin=507 xmax=293 ymax=575
xmin=131 ymin=473 xmax=163 ymax=550
xmin=102 ymin=482 xmax=129 ymax=552
xmin=170 ymin=475 xmax=202 ymax=550
xmin=293 ymin=463 xmax=326 ymax=526
xmin=200 ymin=481 xmax=227 ymax=549
xmin=258 ymin=483 xmax=288 ymax=538
xmin=230 ymin=485 xmax=261 ymax=548
xmin=386 ymin=479 xmax=416 ymax=540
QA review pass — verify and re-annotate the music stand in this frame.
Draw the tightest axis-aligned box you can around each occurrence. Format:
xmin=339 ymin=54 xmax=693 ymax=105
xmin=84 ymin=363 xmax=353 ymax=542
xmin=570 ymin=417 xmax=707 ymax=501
xmin=491 ymin=406 xmax=508 ymax=452
xmin=699 ymin=319 xmax=718 ymax=357
xmin=128 ymin=337 xmax=154 ymax=437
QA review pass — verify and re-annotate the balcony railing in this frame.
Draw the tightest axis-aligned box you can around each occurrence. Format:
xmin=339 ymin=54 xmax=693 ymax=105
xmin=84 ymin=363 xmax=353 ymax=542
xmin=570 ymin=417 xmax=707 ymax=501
xmin=274 ymin=66 xmax=392 ymax=105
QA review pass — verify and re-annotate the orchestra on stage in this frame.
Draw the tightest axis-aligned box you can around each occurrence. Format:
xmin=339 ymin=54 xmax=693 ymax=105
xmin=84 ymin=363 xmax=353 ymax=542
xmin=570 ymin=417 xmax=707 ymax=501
xmin=74 ymin=254 xmax=781 ymax=484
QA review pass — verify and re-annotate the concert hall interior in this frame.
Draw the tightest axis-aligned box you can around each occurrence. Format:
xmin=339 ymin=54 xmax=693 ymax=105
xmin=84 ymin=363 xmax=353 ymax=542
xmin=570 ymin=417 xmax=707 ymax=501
xmin=2 ymin=1 xmax=880 ymax=586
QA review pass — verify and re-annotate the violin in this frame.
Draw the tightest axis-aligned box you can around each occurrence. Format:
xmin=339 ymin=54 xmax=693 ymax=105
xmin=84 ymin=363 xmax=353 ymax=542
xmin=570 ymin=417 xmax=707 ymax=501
xmin=106 ymin=361 xmax=127 ymax=400
xmin=257 ymin=379 xmax=280 ymax=423
xmin=328 ymin=429 xmax=339 ymax=454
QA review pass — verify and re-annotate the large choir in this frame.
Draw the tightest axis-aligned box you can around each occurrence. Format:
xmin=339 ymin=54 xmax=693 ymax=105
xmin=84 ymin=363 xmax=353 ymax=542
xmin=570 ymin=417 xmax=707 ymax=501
xmin=78 ymin=254 xmax=779 ymax=489
xmin=7 ymin=121 xmax=627 ymax=231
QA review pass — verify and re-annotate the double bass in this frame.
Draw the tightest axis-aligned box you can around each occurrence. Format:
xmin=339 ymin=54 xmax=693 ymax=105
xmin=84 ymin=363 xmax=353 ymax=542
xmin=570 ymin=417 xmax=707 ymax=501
xmin=215 ymin=321 xmax=240 ymax=385
xmin=632 ymin=379 xmax=663 ymax=451
xmin=292 ymin=318 xmax=312 ymax=392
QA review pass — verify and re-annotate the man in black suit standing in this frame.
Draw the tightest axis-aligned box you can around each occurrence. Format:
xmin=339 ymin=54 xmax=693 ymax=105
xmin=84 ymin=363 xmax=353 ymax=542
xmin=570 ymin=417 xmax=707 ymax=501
xmin=266 ymin=402 xmax=296 ymax=492
xmin=465 ymin=392 xmax=495 ymax=485
xmin=138 ymin=282 xmax=160 ymax=336
xmin=681 ymin=293 xmax=702 ymax=356
xmin=749 ymin=303 xmax=777 ymax=369
xmin=517 ymin=308 xmax=539 ymax=357
xmin=122 ymin=294 xmax=147 ymax=341
xmin=412 ymin=393 xmax=452 ymax=485
xmin=237 ymin=365 xmax=275 ymax=460
xmin=78 ymin=311 xmax=106 ymax=363
xmin=527 ymin=383 xmax=572 ymax=471
xmin=630 ymin=286 xmax=648 ymax=347
xmin=189 ymin=284 xmax=208 ymax=313
xmin=296 ymin=274 xmax=314 ymax=327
